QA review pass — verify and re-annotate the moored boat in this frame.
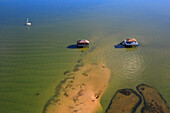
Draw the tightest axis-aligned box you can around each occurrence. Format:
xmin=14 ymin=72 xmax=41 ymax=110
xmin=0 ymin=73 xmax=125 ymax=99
xmin=77 ymin=40 xmax=89 ymax=48
xmin=26 ymin=18 xmax=31 ymax=26
xmin=120 ymin=38 xmax=138 ymax=47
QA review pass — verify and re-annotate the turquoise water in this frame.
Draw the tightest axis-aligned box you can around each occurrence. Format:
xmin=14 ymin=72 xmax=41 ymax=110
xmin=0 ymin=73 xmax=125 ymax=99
xmin=0 ymin=0 xmax=170 ymax=113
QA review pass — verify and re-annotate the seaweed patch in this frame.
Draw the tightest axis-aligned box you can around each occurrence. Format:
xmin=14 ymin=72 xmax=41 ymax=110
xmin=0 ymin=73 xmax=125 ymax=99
xmin=82 ymin=73 xmax=88 ymax=76
xmin=119 ymin=89 xmax=131 ymax=96
xmin=77 ymin=59 xmax=82 ymax=63
xmin=64 ymin=71 xmax=71 ymax=75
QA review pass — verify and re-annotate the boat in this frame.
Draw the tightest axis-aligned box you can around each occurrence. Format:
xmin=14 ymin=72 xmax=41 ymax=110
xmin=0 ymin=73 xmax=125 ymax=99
xmin=77 ymin=40 xmax=89 ymax=48
xmin=120 ymin=38 xmax=138 ymax=47
xmin=26 ymin=18 xmax=31 ymax=26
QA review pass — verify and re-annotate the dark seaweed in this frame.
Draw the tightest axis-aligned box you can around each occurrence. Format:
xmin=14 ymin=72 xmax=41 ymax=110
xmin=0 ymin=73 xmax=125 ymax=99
xmin=43 ymin=76 xmax=75 ymax=113
xmin=82 ymin=73 xmax=88 ymax=76
xmin=77 ymin=59 xmax=82 ymax=63
xmin=64 ymin=71 xmax=71 ymax=75
xmin=119 ymin=89 xmax=131 ymax=96
xmin=35 ymin=93 xmax=39 ymax=96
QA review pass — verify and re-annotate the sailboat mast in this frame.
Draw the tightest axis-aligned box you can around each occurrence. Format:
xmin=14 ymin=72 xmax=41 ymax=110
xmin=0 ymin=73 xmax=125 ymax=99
xmin=26 ymin=17 xmax=31 ymax=26
xmin=27 ymin=18 xmax=29 ymax=23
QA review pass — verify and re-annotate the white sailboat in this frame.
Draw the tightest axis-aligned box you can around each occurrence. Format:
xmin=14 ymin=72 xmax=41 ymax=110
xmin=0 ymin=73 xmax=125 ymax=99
xmin=26 ymin=18 xmax=31 ymax=26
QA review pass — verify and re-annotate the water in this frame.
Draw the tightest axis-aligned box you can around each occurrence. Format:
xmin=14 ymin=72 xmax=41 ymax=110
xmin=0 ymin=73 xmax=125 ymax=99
xmin=0 ymin=0 xmax=170 ymax=113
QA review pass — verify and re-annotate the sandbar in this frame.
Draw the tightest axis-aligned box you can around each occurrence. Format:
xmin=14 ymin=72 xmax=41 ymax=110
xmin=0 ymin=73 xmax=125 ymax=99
xmin=43 ymin=63 xmax=110 ymax=113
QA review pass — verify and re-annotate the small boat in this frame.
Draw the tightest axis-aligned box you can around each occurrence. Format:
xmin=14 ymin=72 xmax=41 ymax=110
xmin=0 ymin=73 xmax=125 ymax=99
xmin=77 ymin=40 xmax=89 ymax=48
xmin=120 ymin=38 xmax=138 ymax=47
xmin=26 ymin=18 xmax=31 ymax=26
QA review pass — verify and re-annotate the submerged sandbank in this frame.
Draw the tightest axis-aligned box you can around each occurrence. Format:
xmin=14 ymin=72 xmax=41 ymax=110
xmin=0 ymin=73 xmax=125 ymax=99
xmin=137 ymin=84 xmax=170 ymax=113
xmin=43 ymin=63 xmax=110 ymax=113
xmin=106 ymin=84 xmax=170 ymax=113
xmin=106 ymin=89 xmax=142 ymax=113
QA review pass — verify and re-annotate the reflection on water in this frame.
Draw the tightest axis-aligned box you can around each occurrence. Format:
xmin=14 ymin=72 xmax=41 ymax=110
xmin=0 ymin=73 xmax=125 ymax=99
xmin=67 ymin=44 xmax=89 ymax=52
xmin=110 ymin=45 xmax=144 ymax=82
xmin=114 ymin=44 xmax=125 ymax=48
xmin=125 ymin=46 xmax=138 ymax=52
xmin=122 ymin=50 xmax=144 ymax=80
xmin=26 ymin=26 xmax=31 ymax=30
xmin=78 ymin=47 xmax=89 ymax=52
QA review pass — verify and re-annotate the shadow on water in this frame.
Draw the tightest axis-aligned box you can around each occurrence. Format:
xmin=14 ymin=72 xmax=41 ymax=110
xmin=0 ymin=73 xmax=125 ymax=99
xmin=67 ymin=44 xmax=78 ymax=49
xmin=67 ymin=44 xmax=89 ymax=52
xmin=114 ymin=44 xmax=138 ymax=52
xmin=114 ymin=44 xmax=125 ymax=48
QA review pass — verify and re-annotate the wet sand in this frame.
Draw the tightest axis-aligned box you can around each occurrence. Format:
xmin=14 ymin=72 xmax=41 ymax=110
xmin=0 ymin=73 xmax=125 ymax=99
xmin=43 ymin=63 xmax=110 ymax=113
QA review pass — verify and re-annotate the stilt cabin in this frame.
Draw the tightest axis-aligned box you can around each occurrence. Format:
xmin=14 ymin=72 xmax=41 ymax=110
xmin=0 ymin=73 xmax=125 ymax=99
xmin=77 ymin=40 xmax=89 ymax=48
xmin=120 ymin=38 xmax=138 ymax=47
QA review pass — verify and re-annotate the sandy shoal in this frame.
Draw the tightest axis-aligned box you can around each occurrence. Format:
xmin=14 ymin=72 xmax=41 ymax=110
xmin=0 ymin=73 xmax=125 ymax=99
xmin=44 ymin=63 xmax=110 ymax=113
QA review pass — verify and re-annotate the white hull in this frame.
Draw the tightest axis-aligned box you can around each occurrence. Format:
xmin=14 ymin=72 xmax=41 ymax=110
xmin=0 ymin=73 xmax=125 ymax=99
xmin=26 ymin=18 xmax=31 ymax=26
xmin=124 ymin=42 xmax=138 ymax=46
xmin=26 ymin=23 xmax=31 ymax=26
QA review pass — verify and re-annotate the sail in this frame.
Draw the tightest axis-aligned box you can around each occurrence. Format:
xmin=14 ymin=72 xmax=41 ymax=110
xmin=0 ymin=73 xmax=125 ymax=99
xmin=27 ymin=18 xmax=29 ymax=23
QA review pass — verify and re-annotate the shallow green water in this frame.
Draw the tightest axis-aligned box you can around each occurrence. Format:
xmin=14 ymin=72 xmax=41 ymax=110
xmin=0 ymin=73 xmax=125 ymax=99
xmin=0 ymin=0 xmax=170 ymax=113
